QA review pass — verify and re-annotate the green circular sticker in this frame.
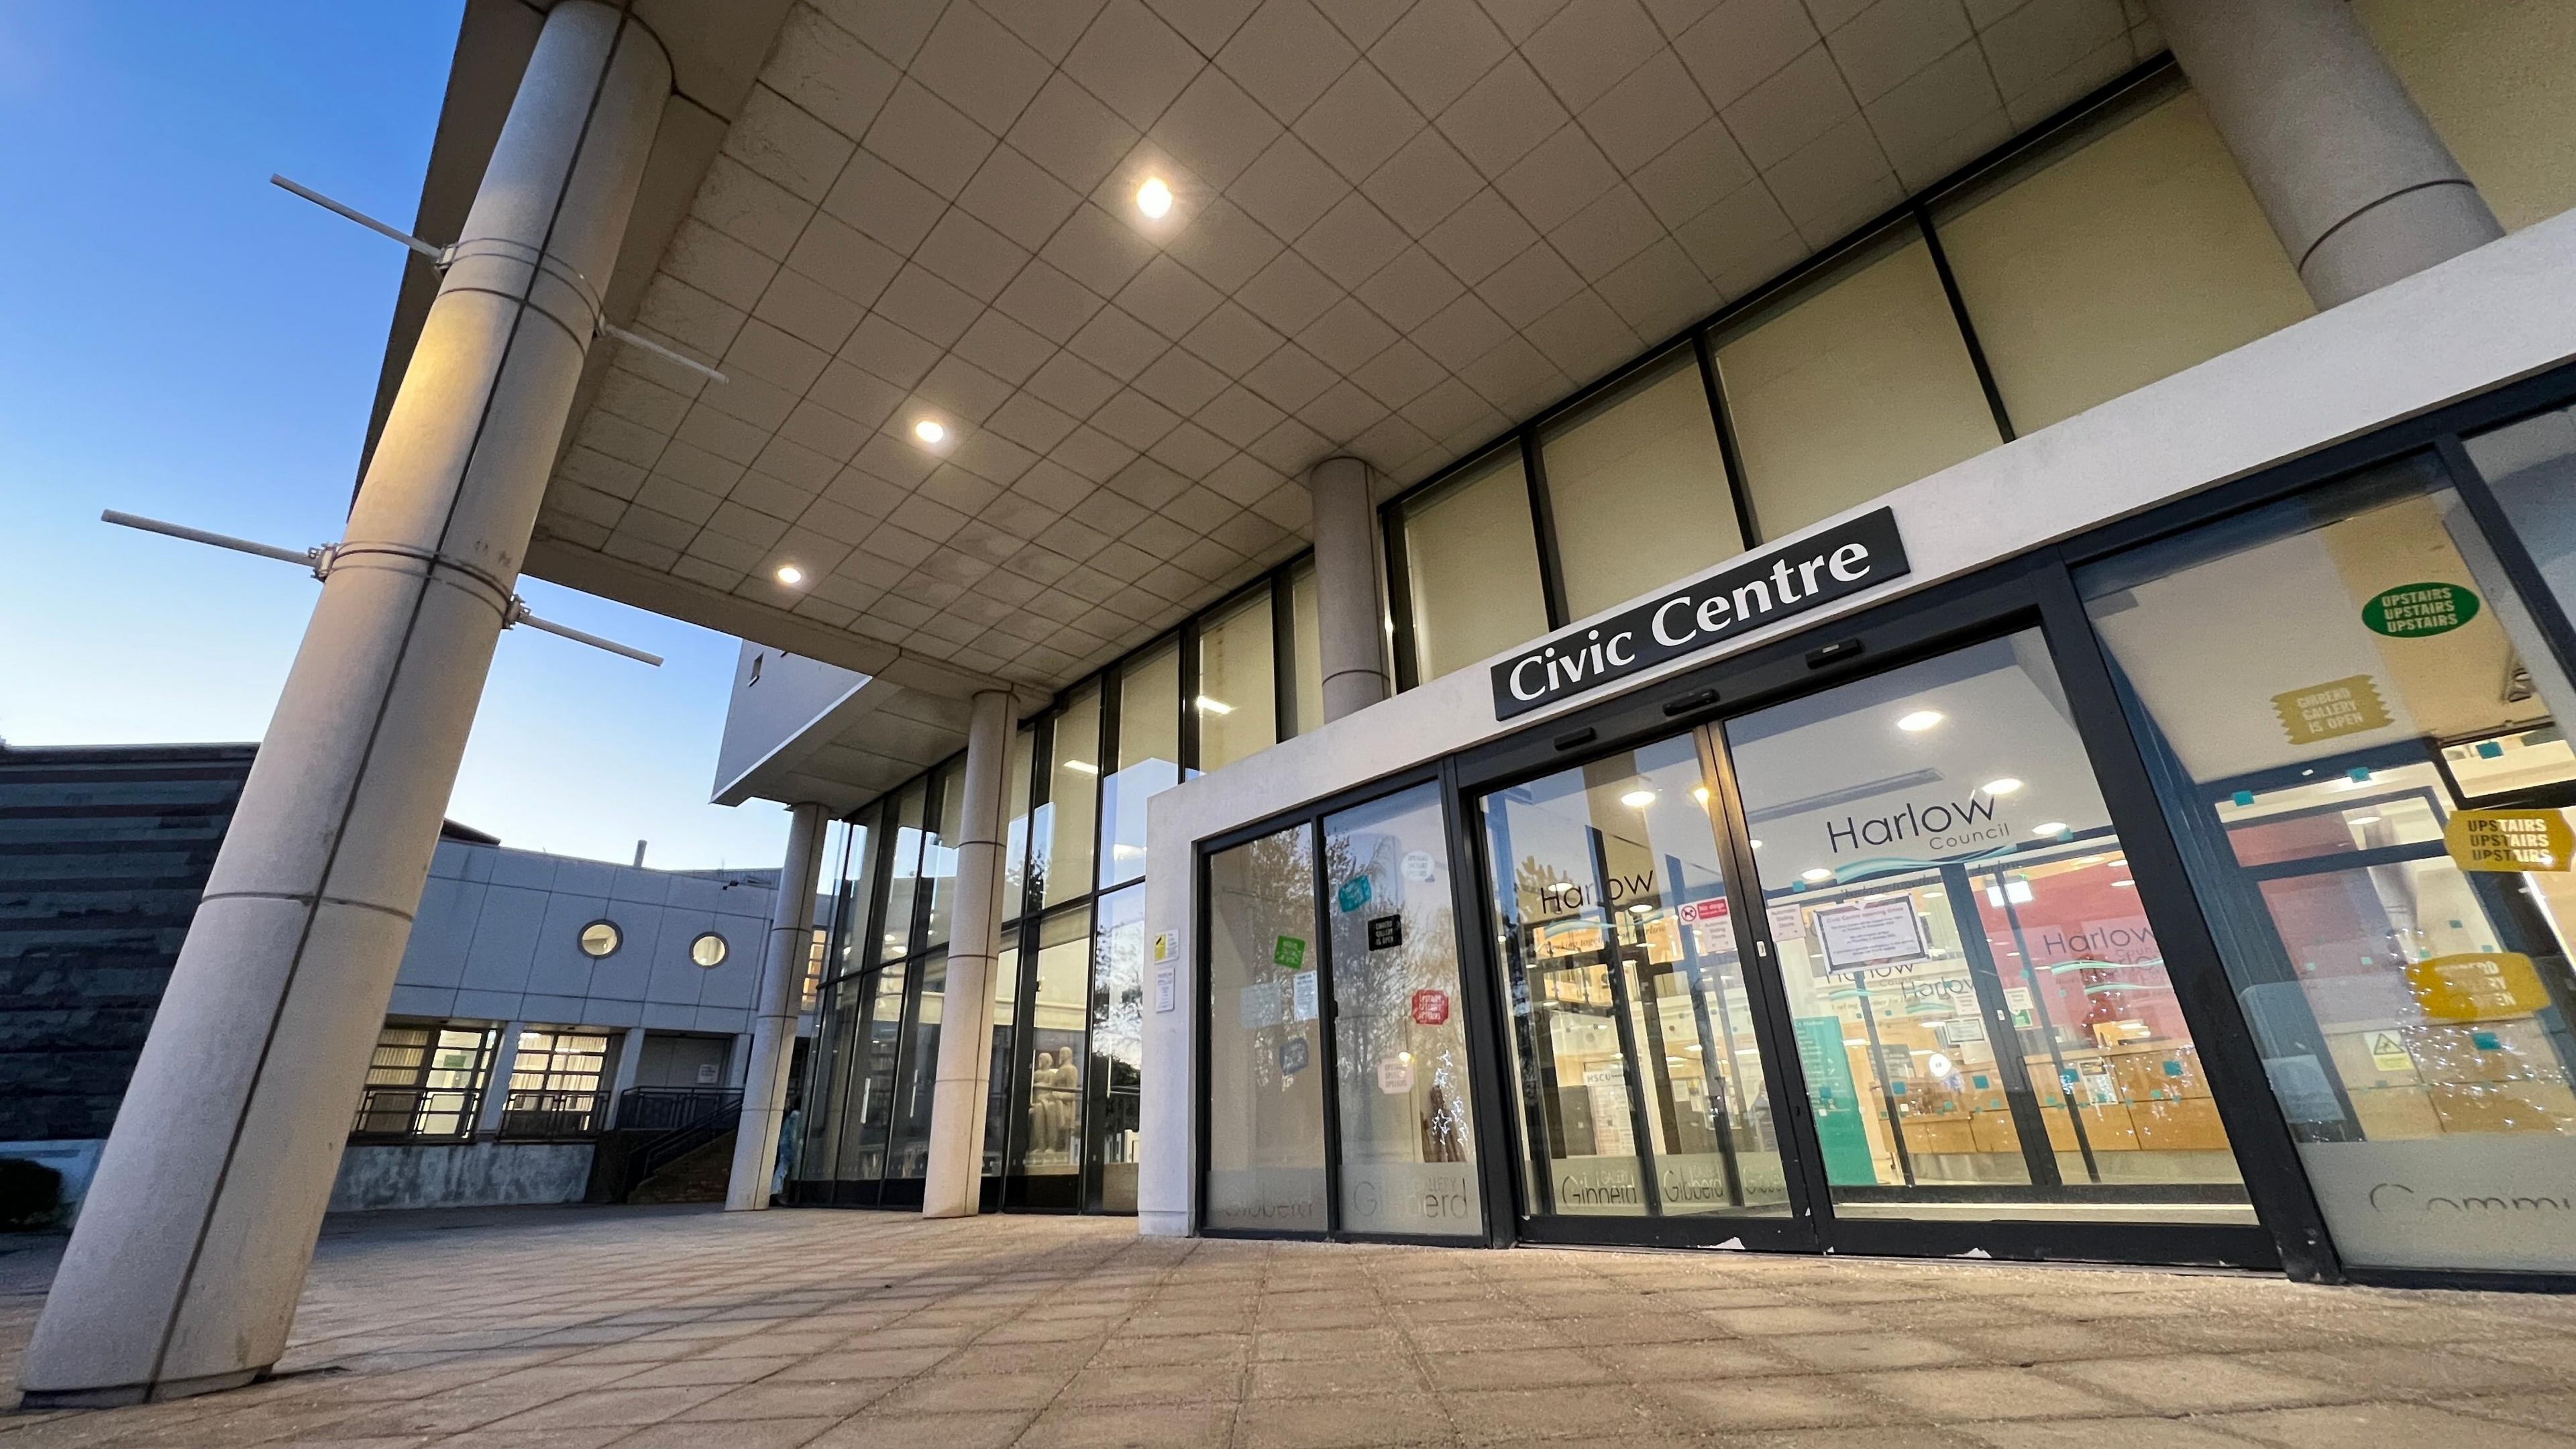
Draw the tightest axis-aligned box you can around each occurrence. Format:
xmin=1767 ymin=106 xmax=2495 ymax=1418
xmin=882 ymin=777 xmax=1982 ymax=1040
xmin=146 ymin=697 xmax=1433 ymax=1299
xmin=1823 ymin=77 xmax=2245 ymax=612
xmin=2363 ymin=581 xmax=2480 ymax=638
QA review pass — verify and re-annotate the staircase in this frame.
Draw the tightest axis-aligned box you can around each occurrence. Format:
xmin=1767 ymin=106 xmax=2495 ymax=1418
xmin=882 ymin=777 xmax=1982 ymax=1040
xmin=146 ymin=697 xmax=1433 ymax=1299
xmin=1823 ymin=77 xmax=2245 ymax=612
xmin=627 ymin=1131 xmax=737 ymax=1204
xmin=584 ymin=1087 xmax=743 ymax=1205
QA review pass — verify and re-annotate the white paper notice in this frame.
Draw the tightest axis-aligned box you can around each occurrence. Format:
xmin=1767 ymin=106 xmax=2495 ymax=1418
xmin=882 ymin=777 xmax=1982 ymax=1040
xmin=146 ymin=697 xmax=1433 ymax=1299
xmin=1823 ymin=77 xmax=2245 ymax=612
xmin=1292 ymin=970 xmax=1319 ymax=1021
xmin=1814 ymin=898 xmax=1928 ymax=971
xmin=1154 ymin=965 xmax=1176 ymax=1013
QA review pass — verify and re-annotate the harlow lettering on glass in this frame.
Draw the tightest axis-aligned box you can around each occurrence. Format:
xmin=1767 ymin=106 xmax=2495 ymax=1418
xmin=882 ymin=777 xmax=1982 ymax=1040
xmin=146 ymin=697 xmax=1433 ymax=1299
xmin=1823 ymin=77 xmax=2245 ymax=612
xmin=1491 ymin=509 xmax=1909 ymax=720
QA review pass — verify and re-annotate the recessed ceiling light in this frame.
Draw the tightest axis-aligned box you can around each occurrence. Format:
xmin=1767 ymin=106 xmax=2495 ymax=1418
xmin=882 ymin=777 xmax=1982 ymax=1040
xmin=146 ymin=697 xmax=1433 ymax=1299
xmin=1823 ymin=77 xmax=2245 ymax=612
xmin=1982 ymin=777 xmax=2023 ymax=796
xmin=1194 ymin=694 xmax=1234 ymax=714
xmin=914 ymin=419 xmax=946 ymax=444
xmin=2031 ymin=821 xmax=2069 ymax=836
xmin=774 ymin=565 xmax=803 ymax=584
xmin=1896 ymin=709 xmax=1944 ymax=733
xmin=1691 ymin=785 xmax=1711 ymax=804
xmin=1802 ymin=867 xmax=1833 ymax=882
xmin=1063 ymin=759 xmax=1099 ymax=775
xmin=1621 ymin=788 xmax=1656 ymax=808
xmin=1749 ymin=839 xmax=1762 ymax=849
xmin=1136 ymin=176 xmax=1173 ymax=218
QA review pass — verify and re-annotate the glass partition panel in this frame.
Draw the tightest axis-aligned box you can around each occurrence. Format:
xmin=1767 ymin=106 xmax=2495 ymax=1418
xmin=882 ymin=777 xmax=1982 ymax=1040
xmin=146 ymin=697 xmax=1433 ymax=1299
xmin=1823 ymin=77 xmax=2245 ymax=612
xmin=1481 ymin=735 xmax=1788 ymax=1218
xmin=1289 ymin=562 xmax=1324 ymax=737
xmin=1197 ymin=592 xmax=1279 ymax=771
xmin=1101 ymin=644 xmax=1181 ymax=890
xmin=1018 ymin=906 xmax=1091 ymax=1179
xmin=1542 ymin=350 xmax=1746 ymax=619
xmin=800 ymin=975 xmax=865 ymax=1181
xmin=1205 ymin=822 xmax=1327 ymax=1231
xmin=1003 ymin=725 xmax=1036 ymax=922
xmin=885 ymin=949 xmax=947 ymax=1181
xmin=1403 ymin=447 xmax=1550 ymax=682
xmin=925 ymin=763 xmax=967 ymax=947
xmin=1038 ymin=688 xmax=1102 ymax=908
xmin=2080 ymin=455 xmax=2576 ymax=1271
xmin=983 ymin=940 xmax=1019 ymax=1178
xmin=1725 ymin=629 xmax=2249 ymax=1220
xmin=1714 ymin=223 xmax=2000 ymax=541
xmin=875 ymin=780 xmax=928 ymax=964
xmin=2465 ymin=405 xmax=2576 ymax=655
xmin=830 ymin=814 xmax=876 ymax=981
xmin=1324 ymin=784 xmax=1483 ymax=1237
xmin=841 ymin=962 xmax=908 ymax=1182
xmin=1934 ymin=83 xmax=2311 ymax=433
xmin=1091 ymin=884 xmax=1147 ymax=1211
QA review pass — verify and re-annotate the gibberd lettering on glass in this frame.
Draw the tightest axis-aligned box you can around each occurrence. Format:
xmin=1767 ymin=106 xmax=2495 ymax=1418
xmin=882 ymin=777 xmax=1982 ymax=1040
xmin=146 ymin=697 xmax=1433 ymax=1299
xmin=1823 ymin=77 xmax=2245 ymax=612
xmin=1491 ymin=508 xmax=1910 ymax=719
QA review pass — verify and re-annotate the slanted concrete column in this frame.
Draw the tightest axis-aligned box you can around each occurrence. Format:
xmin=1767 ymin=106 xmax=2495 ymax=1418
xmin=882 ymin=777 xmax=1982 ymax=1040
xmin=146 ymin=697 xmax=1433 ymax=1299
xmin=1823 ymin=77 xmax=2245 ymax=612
xmin=1308 ymin=456 xmax=1387 ymax=722
xmin=474 ymin=1020 xmax=529 ymax=1138
xmin=602 ymin=1024 xmax=647 ymax=1128
xmin=922 ymin=689 xmax=1015 ymax=1219
xmin=727 ymin=802 xmax=827 ymax=1210
xmin=19 ymin=1 xmax=668 ymax=1408
xmin=2146 ymin=0 xmax=2502 ymax=307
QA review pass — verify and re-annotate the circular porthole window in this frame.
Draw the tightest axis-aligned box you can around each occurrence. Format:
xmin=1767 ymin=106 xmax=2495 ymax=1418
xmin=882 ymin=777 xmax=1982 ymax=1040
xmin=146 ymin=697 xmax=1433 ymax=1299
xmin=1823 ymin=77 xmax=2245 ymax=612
xmin=690 ymin=932 xmax=729 ymax=968
xmin=578 ymin=920 xmax=622 ymax=958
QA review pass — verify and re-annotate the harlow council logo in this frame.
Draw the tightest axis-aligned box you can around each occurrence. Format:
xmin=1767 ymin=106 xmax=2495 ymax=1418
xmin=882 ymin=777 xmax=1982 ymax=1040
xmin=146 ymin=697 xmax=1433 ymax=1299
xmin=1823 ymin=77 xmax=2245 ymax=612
xmin=1491 ymin=509 xmax=1910 ymax=719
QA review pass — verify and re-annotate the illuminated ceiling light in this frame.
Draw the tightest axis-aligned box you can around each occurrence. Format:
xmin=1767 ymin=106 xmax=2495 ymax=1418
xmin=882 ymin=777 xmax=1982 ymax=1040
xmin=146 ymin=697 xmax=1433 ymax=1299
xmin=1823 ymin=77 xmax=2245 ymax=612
xmin=1692 ymin=785 xmax=1711 ymax=804
xmin=2031 ymin=820 xmax=2069 ymax=837
xmin=913 ymin=418 xmax=947 ymax=444
xmin=1620 ymin=788 xmax=1657 ymax=808
xmin=1064 ymin=759 xmax=1099 ymax=774
xmin=1896 ymin=709 xmax=1944 ymax=733
xmin=1749 ymin=839 xmax=1762 ymax=849
xmin=1136 ymin=176 xmax=1173 ymax=218
xmin=1194 ymin=694 xmax=1234 ymax=714
xmin=2349 ymin=814 xmax=2381 ymax=826
xmin=773 ymin=565 xmax=803 ymax=584
xmin=1982 ymin=777 xmax=2023 ymax=796
xmin=1627 ymin=902 xmax=1651 ymax=914
xmin=1801 ymin=867 xmax=1833 ymax=883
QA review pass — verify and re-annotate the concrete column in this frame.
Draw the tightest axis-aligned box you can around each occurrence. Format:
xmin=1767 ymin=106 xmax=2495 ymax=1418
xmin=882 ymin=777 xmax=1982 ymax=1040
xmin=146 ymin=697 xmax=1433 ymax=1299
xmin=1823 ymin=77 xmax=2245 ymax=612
xmin=1308 ymin=456 xmax=1387 ymax=722
xmin=922 ymin=689 xmax=1015 ymax=1219
xmin=602 ymin=1025 xmax=647 ymax=1128
xmin=18 ymin=2 xmax=668 ymax=1408
xmin=727 ymin=803 xmax=827 ymax=1210
xmin=474 ymin=1020 xmax=528 ymax=1138
xmin=2146 ymin=0 xmax=2502 ymax=307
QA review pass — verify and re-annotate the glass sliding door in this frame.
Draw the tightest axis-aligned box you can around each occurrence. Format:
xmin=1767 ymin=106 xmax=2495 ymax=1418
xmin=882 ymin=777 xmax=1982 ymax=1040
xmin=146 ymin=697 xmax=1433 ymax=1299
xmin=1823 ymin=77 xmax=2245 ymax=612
xmin=1324 ymin=784 xmax=1483 ymax=1238
xmin=1480 ymin=736 xmax=1794 ymax=1233
xmin=1204 ymin=822 xmax=1327 ymax=1232
xmin=1723 ymin=629 xmax=2251 ymax=1224
xmin=2080 ymin=453 xmax=2576 ymax=1273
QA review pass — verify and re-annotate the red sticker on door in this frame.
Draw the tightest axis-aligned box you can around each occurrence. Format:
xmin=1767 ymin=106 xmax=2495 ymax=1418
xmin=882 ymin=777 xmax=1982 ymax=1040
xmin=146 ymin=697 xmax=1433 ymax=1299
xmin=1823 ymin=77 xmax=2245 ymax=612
xmin=1411 ymin=989 xmax=1450 ymax=1026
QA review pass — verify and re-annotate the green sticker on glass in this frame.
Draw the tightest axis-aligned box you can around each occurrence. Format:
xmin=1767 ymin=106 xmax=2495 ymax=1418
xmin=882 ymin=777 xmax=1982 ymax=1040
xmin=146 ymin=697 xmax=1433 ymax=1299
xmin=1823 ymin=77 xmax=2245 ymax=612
xmin=1273 ymin=934 xmax=1305 ymax=969
xmin=2363 ymin=581 xmax=2479 ymax=638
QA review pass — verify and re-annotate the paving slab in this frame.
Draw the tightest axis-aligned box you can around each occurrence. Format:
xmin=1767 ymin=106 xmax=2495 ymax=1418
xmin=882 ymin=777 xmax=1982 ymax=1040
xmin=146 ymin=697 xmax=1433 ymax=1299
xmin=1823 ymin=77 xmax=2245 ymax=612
xmin=2 ymin=1204 xmax=2574 ymax=1446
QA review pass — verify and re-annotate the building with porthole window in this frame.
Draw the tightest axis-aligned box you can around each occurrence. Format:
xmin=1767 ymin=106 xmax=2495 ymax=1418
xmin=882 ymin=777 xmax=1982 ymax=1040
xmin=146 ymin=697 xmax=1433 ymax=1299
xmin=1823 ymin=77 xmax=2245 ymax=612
xmin=40 ymin=0 xmax=2576 ymax=1410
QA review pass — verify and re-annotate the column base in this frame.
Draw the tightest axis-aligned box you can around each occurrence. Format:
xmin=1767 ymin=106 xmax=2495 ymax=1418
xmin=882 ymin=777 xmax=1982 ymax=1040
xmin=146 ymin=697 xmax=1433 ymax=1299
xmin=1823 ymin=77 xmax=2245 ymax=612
xmin=19 ymin=1364 xmax=267 ymax=1410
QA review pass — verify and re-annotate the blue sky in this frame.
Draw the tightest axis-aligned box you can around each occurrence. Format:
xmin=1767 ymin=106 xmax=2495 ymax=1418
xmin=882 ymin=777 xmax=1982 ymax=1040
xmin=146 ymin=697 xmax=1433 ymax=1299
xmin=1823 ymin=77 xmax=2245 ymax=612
xmin=0 ymin=3 xmax=790 ymax=869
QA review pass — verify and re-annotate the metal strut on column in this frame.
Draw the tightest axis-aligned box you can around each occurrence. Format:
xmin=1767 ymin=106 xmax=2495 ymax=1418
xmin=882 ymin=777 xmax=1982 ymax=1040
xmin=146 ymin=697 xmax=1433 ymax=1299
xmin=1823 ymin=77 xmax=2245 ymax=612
xmin=98 ymin=509 xmax=665 ymax=666
xmin=270 ymin=173 xmax=729 ymax=385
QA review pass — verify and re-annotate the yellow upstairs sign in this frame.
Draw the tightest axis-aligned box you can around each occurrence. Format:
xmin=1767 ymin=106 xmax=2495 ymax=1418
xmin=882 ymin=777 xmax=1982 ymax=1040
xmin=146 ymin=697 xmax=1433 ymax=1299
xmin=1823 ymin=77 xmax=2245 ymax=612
xmin=2444 ymin=809 xmax=2574 ymax=873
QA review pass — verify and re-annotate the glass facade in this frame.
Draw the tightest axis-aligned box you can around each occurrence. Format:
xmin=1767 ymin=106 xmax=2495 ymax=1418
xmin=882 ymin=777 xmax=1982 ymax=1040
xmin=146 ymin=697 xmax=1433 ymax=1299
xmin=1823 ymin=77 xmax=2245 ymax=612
xmin=792 ymin=575 xmax=1320 ymax=1214
xmin=1399 ymin=447 xmax=1550 ymax=682
xmin=2081 ymin=454 xmax=2576 ymax=1271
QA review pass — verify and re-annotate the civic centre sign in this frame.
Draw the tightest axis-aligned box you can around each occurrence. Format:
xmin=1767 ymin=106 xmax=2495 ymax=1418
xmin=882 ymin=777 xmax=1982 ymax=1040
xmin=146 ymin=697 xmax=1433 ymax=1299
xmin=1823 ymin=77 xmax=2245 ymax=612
xmin=1491 ymin=508 xmax=1911 ymax=719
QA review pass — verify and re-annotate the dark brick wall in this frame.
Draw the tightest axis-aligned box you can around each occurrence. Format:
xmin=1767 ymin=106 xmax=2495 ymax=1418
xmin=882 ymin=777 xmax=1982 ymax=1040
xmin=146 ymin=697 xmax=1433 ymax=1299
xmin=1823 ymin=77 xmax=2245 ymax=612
xmin=0 ymin=745 xmax=254 ymax=1142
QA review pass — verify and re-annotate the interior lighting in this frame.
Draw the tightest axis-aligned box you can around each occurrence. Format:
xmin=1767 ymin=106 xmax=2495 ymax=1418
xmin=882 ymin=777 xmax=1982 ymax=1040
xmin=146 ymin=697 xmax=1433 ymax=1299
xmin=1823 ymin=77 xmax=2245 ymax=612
xmin=773 ymin=565 xmax=803 ymax=584
xmin=1749 ymin=839 xmax=1762 ymax=849
xmin=913 ymin=418 xmax=947 ymax=444
xmin=1194 ymin=695 xmax=1234 ymax=714
xmin=2349 ymin=814 xmax=2381 ymax=826
xmin=1621 ymin=788 xmax=1656 ymax=808
xmin=2032 ymin=821 xmax=2069 ymax=837
xmin=1627 ymin=902 xmax=1651 ymax=915
xmin=1801 ymin=867 xmax=1833 ymax=883
xmin=1136 ymin=177 xmax=1173 ymax=217
xmin=1692 ymin=786 xmax=1711 ymax=805
xmin=1982 ymin=777 xmax=2023 ymax=796
xmin=1897 ymin=709 xmax=1944 ymax=733
xmin=1064 ymin=759 xmax=1099 ymax=774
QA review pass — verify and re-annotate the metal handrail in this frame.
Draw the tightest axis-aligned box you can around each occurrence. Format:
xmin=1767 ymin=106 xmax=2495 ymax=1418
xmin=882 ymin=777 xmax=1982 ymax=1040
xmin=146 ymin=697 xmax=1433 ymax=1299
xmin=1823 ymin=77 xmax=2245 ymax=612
xmin=496 ymin=1089 xmax=602 ymax=1140
xmin=348 ymin=1085 xmax=478 ymax=1142
xmin=614 ymin=1085 xmax=741 ymax=1132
